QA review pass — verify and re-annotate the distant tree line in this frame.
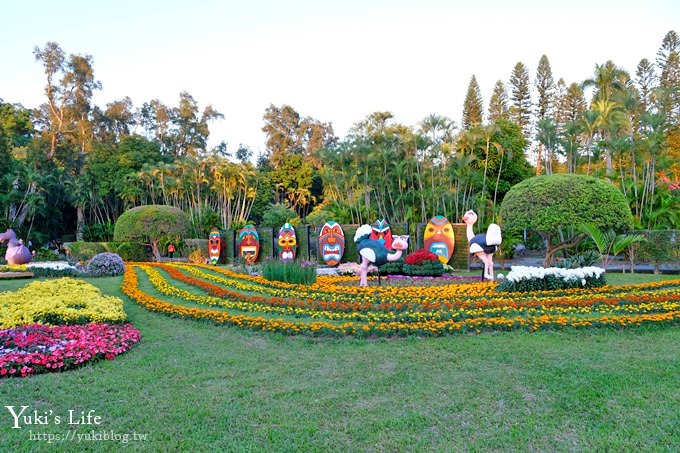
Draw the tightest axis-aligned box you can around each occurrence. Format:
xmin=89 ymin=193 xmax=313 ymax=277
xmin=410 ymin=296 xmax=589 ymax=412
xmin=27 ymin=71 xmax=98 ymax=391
xmin=0 ymin=31 xmax=678 ymax=247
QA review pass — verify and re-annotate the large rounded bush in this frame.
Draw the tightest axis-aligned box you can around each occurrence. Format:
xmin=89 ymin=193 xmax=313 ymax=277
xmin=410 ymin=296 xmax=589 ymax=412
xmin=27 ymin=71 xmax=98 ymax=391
xmin=114 ymin=205 xmax=190 ymax=260
xmin=87 ymin=252 xmax=126 ymax=277
xmin=499 ymin=174 xmax=633 ymax=265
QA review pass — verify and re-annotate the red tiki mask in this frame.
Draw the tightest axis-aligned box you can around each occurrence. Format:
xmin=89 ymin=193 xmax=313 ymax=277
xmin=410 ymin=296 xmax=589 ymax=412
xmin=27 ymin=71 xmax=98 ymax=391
xmin=208 ymin=227 xmax=221 ymax=265
xmin=369 ymin=218 xmax=393 ymax=250
xmin=237 ymin=225 xmax=260 ymax=264
xmin=318 ymin=221 xmax=345 ymax=266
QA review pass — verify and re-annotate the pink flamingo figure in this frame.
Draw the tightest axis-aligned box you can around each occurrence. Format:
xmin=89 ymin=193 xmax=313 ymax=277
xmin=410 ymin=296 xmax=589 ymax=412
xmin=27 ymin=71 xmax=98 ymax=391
xmin=0 ymin=229 xmax=33 ymax=265
xmin=462 ymin=210 xmax=502 ymax=281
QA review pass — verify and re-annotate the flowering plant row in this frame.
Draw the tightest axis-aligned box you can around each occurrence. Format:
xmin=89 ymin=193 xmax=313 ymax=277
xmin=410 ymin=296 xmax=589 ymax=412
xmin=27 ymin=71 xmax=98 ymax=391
xmin=0 ymin=278 xmax=128 ymax=329
xmin=122 ymin=263 xmax=680 ymax=337
xmin=0 ymin=323 xmax=141 ymax=378
xmin=497 ymin=266 xmax=607 ymax=292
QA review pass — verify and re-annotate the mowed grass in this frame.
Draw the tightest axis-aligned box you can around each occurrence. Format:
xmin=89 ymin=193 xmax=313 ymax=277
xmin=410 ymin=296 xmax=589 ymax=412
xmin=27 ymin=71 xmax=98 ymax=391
xmin=0 ymin=274 xmax=678 ymax=452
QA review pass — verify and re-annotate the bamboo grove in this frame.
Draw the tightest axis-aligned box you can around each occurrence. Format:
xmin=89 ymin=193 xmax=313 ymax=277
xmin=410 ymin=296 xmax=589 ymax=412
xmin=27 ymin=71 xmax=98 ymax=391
xmin=0 ymin=31 xmax=679 ymax=246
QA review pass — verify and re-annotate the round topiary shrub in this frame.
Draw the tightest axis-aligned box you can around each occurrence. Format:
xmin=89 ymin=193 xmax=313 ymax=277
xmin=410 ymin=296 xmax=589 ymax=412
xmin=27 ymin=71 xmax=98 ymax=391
xmin=114 ymin=205 xmax=190 ymax=261
xmin=87 ymin=252 xmax=126 ymax=277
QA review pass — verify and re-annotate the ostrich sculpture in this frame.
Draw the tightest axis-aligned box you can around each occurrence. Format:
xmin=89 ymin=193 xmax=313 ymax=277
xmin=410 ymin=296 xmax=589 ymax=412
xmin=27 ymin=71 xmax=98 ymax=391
xmin=0 ymin=229 xmax=33 ymax=265
xmin=462 ymin=210 xmax=502 ymax=281
xmin=354 ymin=224 xmax=409 ymax=287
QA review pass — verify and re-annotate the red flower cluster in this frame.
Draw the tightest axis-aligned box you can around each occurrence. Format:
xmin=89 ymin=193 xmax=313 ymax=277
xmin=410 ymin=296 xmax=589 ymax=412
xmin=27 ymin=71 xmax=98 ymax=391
xmin=0 ymin=323 xmax=141 ymax=378
xmin=404 ymin=249 xmax=440 ymax=266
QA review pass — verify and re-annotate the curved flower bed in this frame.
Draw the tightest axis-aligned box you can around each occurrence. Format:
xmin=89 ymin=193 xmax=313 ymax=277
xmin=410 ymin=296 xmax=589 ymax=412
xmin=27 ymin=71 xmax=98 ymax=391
xmin=0 ymin=323 xmax=141 ymax=378
xmin=122 ymin=263 xmax=680 ymax=337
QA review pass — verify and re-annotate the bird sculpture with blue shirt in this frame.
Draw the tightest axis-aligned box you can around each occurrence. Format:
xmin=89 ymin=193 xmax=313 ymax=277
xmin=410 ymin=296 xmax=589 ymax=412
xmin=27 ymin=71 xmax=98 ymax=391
xmin=354 ymin=224 xmax=409 ymax=287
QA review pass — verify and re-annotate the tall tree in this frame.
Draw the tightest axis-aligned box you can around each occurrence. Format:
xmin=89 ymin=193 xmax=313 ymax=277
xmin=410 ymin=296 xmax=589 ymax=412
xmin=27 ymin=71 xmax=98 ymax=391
xmin=535 ymin=55 xmax=556 ymax=121
xmin=509 ymin=62 xmax=532 ymax=137
xmin=635 ymin=58 xmax=657 ymax=116
xmin=462 ymin=75 xmax=484 ymax=129
xmin=656 ymin=30 xmax=680 ymax=125
xmin=488 ymin=80 xmax=510 ymax=123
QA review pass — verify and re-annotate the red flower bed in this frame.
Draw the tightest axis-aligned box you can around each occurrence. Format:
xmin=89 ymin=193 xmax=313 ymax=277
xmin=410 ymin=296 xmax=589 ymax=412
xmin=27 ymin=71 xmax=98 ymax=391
xmin=0 ymin=323 xmax=141 ymax=378
xmin=404 ymin=249 xmax=440 ymax=265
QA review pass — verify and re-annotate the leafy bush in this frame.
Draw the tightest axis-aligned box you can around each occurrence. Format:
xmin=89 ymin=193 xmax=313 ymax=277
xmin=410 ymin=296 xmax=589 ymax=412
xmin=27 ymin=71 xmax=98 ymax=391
xmin=115 ymin=242 xmax=149 ymax=262
xmin=261 ymin=259 xmax=316 ymax=285
xmin=555 ymin=250 xmax=600 ymax=269
xmin=87 ymin=252 xmax=126 ymax=277
xmin=63 ymin=241 xmax=110 ymax=262
xmin=402 ymin=249 xmax=444 ymax=277
xmin=379 ymin=258 xmax=404 ymax=275
xmin=114 ymin=205 xmax=190 ymax=260
xmin=496 ymin=266 xmax=606 ymax=292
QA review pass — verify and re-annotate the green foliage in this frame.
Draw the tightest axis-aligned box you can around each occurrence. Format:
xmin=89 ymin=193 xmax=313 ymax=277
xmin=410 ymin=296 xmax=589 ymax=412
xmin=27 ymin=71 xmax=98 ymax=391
xmin=500 ymin=174 xmax=633 ymax=236
xmin=555 ymin=250 xmax=600 ymax=269
xmin=499 ymin=174 xmax=634 ymax=264
xmin=378 ymin=258 xmax=404 ymax=275
xmin=260 ymin=203 xmax=300 ymax=228
xmin=581 ymin=224 xmax=646 ymax=269
xmin=261 ymin=259 xmax=317 ymax=285
xmin=63 ymin=241 xmax=111 ymax=262
xmin=114 ymin=242 xmax=149 ymax=262
xmin=113 ymin=205 xmax=190 ymax=260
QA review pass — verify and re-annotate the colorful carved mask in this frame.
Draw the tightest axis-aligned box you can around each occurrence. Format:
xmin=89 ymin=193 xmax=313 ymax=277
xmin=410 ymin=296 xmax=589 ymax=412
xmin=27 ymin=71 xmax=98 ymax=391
xmin=277 ymin=223 xmax=297 ymax=262
xmin=237 ymin=225 xmax=260 ymax=264
xmin=369 ymin=218 xmax=393 ymax=250
xmin=318 ymin=221 xmax=345 ymax=266
xmin=423 ymin=215 xmax=455 ymax=264
xmin=208 ymin=227 xmax=221 ymax=265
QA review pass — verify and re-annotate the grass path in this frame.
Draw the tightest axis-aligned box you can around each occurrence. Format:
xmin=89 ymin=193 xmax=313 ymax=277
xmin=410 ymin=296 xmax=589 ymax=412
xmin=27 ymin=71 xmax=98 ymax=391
xmin=0 ymin=275 xmax=678 ymax=451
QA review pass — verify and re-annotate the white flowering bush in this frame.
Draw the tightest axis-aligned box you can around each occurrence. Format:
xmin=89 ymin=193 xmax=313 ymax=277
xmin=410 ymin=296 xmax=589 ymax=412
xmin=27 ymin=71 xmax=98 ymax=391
xmin=496 ymin=265 xmax=606 ymax=292
xmin=87 ymin=252 xmax=126 ymax=277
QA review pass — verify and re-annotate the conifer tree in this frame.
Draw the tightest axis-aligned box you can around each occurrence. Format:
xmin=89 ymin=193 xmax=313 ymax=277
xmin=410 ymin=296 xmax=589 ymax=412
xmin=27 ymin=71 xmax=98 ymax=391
xmin=509 ymin=61 xmax=532 ymax=137
xmin=488 ymin=80 xmax=510 ymax=123
xmin=656 ymin=30 xmax=680 ymax=125
xmin=535 ymin=55 xmax=556 ymax=121
xmin=462 ymin=75 xmax=484 ymax=129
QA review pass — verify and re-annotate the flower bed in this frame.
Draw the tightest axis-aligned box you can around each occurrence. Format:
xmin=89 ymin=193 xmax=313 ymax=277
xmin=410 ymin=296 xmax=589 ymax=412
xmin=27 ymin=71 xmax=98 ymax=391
xmin=122 ymin=263 xmax=680 ymax=337
xmin=497 ymin=266 xmax=607 ymax=292
xmin=0 ymin=278 xmax=127 ymax=329
xmin=0 ymin=323 xmax=140 ymax=378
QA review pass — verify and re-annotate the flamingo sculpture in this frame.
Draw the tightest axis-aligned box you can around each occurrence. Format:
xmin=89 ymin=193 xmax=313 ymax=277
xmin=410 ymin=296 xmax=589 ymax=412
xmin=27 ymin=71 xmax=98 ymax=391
xmin=0 ymin=229 xmax=33 ymax=265
xmin=462 ymin=210 xmax=502 ymax=281
xmin=354 ymin=224 xmax=409 ymax=287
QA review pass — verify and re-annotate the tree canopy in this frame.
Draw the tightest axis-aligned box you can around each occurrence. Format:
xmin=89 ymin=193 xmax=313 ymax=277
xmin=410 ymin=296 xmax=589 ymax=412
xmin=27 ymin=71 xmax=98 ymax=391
xmin=499 ymin=174 xmax=634 ymax=265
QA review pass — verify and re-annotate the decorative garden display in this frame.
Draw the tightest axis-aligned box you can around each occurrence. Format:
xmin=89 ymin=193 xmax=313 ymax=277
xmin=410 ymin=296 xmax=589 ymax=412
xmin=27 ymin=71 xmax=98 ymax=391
xmin=369 ymin=218 xmax=393 ymax=250
xmin=277 ymin=223 xmax=297 ymax=262
xmin=462 ymin=210 xmax=502 ymax=281
xmin=318 ymin=221 xmax=345 ymax=266
xmin=237 ymin=225 xmax=260 ymax=264
xmin=354 ymin=224 xmax=409 ymax=286
xmin=208 ymin=227 xmax=221 ymax=265
xmin=0 ymin=229 xmax=32 ymax=265
xmin=423 ymin=215 xmax=455 ymax=264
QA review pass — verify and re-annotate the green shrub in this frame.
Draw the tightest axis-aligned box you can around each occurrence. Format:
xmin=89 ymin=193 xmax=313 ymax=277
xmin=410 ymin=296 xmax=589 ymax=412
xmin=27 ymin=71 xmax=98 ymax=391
xmin=402 ymin=249 xmax=444 ymax=277
xmin=379 ymin=258 xmax=404 ymax=275
xmin=261 ymin=260 xmax=317 ymax=285
xmin=115 ymin=242 xmax=149 ymax=262
xmin=114 ymin=205 xmax=190 ymax=260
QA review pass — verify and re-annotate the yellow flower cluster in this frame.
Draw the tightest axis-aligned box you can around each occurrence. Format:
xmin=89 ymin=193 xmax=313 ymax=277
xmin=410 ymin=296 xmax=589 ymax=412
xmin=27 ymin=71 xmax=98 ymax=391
xmin=122 ymin=263 xmax=680 ymax=337
xmin=0 ymin=278 xmax=127 ymax=328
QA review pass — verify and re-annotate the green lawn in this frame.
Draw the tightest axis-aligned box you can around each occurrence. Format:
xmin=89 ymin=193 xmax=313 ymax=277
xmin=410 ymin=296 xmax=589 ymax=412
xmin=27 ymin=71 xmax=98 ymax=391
xmin=0 ymin=274 xmax=678 ymax=452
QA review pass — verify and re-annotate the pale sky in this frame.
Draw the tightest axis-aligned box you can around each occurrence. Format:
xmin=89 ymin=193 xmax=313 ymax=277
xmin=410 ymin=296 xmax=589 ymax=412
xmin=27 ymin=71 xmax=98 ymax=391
xmin=2 ymin=0 xmax=679 ymax=155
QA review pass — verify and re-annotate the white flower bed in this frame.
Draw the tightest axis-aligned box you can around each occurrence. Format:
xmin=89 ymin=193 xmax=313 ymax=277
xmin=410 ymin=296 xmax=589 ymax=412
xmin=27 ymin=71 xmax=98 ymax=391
xmin=497 ymin=265 xmax=606 ymax=292
xmin=27 ymin=261 xmax=78 ymax=271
